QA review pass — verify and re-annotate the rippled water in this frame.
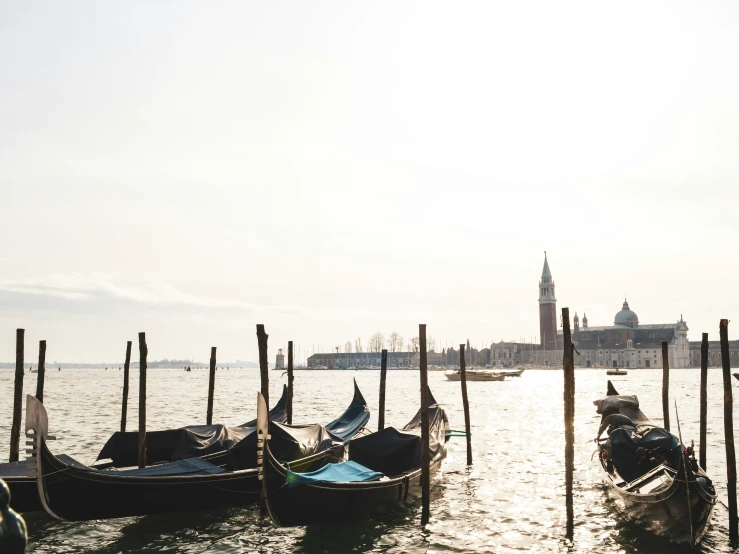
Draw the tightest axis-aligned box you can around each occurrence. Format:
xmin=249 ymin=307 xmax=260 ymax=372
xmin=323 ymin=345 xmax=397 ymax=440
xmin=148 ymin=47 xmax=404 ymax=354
xmin=1 ymin=367 xmax=738 ymax=553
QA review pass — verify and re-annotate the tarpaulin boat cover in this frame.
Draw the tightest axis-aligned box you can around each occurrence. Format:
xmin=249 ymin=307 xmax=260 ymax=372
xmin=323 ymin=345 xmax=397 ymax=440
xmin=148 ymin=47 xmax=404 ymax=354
xmin=594 ymin=394 xmax=652 ymax=425
xmin=609 ymin=426 xmax=680 ymax=482
xmin=96 ymin=385 xmax=289 ymax=467
xmin=100 ymin=457 xmax=225 ymax=477
xmin=286 ymin=460 xmax=383 ymax=488
xmin=229 ymin=379 xmax=370 ymax=467
xmin=348 ymin=388 xmax=449 ymax=476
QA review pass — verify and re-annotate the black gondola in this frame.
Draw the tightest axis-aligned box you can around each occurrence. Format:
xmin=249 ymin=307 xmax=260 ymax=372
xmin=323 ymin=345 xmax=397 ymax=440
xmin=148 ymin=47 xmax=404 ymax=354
xmin=595 ymin=381 xmax=717 ymax=545
xmin=259 ymin=388 xmax=449 ymax=526
xmin=1 ymin=384 xmax=289 ymax=513
xmin=23 ymin=380 xmax=369 ymax=520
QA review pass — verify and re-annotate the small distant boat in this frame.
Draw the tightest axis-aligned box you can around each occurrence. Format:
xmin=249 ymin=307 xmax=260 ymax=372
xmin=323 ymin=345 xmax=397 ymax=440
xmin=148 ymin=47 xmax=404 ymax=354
xmin=445 ymin=370 xmax=504 ymax=382
xmin=606 ymin=369 xmax=628 ymax=376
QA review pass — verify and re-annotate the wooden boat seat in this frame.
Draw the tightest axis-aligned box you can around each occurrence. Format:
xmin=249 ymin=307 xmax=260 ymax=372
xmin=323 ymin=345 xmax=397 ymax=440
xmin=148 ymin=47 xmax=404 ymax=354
xmin=622 ymin=463 xmax=675 ymax=493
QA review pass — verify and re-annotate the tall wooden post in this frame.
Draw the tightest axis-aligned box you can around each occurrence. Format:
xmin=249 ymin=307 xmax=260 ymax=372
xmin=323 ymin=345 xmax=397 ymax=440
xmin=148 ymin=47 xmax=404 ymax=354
xmin=257 ymin=324 xmax=269 ymax=409
xmin=207 ymin=347 xmax=217 ymax=425
xmin=700 ymin=332 xmax=708 ymax=471
xmin=459 ymin=344 xmax=473 ymax=465
xmin=720 ymin=319 xmax=738 ymax=546
xmin=121 ymin=341 xmax=132 ymax=432
xmin=287 ymin=341 xmax=294 ymax=424
xmin=562 ymin=308 xmax=575 ymax=540
xmin=9 ymin=329 xmax=24 ymax=462
xmin=378 ymin=349 xmax=388 ymax=431
xmin=138 ymin=332 xmax=147 ymax=469
xmin=419 ymin=324 xmax=430 ymax=526
xmin=661 ymin=341 xmax=670 ymax=432
xmin=35 ymin=340 xmax=46 ymax=402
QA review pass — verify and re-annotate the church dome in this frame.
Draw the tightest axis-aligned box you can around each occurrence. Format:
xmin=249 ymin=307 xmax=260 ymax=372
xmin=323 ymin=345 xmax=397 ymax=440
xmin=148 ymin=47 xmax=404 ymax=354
xmin=614 ymin=299 xmax=639 ymax=327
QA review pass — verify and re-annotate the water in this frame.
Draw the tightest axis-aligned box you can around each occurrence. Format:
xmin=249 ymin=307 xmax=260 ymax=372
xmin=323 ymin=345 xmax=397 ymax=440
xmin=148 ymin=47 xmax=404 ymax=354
xmin=1 ymin=367 xmax=737 ymax=553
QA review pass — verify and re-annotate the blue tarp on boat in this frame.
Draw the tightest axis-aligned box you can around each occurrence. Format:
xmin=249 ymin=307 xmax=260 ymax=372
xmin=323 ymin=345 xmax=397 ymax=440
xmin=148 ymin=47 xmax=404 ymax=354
xmin=286 ymin=460 xmax=383 ymax=488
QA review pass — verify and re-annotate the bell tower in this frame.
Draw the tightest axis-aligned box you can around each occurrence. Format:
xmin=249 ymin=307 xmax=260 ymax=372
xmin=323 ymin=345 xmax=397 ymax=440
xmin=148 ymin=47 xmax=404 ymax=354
xmin=539 ymin=252 xmax=557 ymax=350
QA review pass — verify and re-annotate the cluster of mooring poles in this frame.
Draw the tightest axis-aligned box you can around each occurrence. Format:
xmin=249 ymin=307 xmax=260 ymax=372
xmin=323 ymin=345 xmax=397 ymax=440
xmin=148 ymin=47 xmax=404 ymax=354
xmin=561 ymin=311 xmax=739 ymax=547
xmin=6 ymin=322 xmax=476 ymax=528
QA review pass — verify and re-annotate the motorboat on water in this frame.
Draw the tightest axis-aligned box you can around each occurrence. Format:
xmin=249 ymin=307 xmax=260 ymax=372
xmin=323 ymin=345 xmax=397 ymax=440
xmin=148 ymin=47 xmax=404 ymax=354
xmin=445 ymin=369 xmax=504 ymax=382
xmin=606 ymin=369 xmax=628 ymax=376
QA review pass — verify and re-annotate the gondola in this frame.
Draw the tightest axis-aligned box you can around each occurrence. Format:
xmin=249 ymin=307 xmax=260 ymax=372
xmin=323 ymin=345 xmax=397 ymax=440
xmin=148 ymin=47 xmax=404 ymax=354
xmin=23 ymin=380 xmax=369 ymax=520
xmin=260 ymin=388 xmax=449 ymax=526
xmin=1 ymin=384 xmax=289 ymax=513
xmin=594 ymin=380 xmax=716 ymax=545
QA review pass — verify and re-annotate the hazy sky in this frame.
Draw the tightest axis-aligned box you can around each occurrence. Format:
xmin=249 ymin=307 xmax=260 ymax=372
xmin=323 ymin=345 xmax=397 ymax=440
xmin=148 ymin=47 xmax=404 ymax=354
xmin=2 ymin=2 xmax=739 ymax=363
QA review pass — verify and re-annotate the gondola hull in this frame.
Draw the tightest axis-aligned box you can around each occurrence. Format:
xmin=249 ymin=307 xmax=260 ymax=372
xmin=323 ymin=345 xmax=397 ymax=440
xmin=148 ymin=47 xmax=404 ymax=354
xmin=264 ymin=451 xmax=444 ymax=526
xmin=36 ymin=441 xmax=341 ymax=521
xmin=599 ymin=458 xmax=715 ymax=544
xmin=261 ymin=387 xmax=448 ymax=527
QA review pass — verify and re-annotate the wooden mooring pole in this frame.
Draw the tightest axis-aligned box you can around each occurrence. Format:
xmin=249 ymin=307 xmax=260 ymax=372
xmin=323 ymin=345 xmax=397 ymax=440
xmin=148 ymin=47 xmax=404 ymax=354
xmin=720 ymin=319 xmax=738 ymax=546
xmin=207 ymin=347 xmax=217 ymax=425
xmin=257 ymin=325 xmax=269 ymax=408
xmin=121 ymin=341 xmax=132 ymax=432
xmin=9 ymin=329 xmax=25 ymax=462
xmin=35 ymin=340 xmax=46 ymax=402
xmin=459 ymin=344 xmax=472 ymax=465
xmin=378 ymin=349 xmax=387 ymax=431
xmin=419 ymin=324 xmax=430 ymax=526
xmin=661 ymin=341 xmax=670 ymax=432
xmin=138 ymin=332 xmax=147 ymax=469
xmin=562 ymin=308 xmax=575 ymax=540
xmin=287 ymin=341 xmax=294 ymax=425
xmin=700 ymin=332 xmax=708 ymax=471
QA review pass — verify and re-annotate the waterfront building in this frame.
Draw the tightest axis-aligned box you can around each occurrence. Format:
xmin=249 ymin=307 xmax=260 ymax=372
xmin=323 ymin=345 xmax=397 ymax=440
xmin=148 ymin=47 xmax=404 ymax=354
xmin=275 ymin=348 xmax=285 ymax=370
xmin=688 ymin=340 xmax=739 ymax=367
xmin=571 ymin=302 xmax=690 ymax=368
xmin=306 ymin=351 xmax=444 ymax=369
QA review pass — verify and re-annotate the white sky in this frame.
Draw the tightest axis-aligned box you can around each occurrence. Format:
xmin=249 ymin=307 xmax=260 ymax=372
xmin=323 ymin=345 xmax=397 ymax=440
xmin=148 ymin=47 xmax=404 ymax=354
xmin=2 ymin=2 xmax=739 ymax=363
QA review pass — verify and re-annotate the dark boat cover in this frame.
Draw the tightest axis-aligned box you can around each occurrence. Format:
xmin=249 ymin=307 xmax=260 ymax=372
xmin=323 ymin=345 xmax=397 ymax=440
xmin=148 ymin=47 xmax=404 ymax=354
xmin=229 ymin=380 xmax=371 ymax=467
xmin=102 ymin=457 xmax=225 ymax=476
xmin=97 ymin=385 xmax=289 ymax=467
xmin=609 ymin=426 xmax=680 ymax=482
xmin=348 ymin=388 xmax=448 ymax=476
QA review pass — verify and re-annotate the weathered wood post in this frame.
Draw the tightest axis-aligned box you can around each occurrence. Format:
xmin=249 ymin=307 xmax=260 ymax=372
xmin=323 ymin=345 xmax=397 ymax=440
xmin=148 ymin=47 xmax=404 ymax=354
xmin=121 ymin=341 xmax=132 ymax=432
xmin=378 ymin=349 xmax=388 ymax=431
xmin=287 ymin=341 xmax=294 ymax=424
xmin=562 ymin=308 xmax=575 ymax=540
xmin=700 ymin=332 xmax=708 ymax=471
xmin=661 ymin=341 xmax=670 ymax=432
xmin=720 ymin=319 xmax=738 ymax=546
xmin=459 ymin=344 xmax=473 ymax=465
xmin=8 ymin=329 xmax=24 ymax=462
xmin=207 ymin=347 xmax=217 ymax=425
xmin=35 ymin=340 xmax=46 ymax=402
xmin=257 ymin=324 xmax=269 ymax=408
xmin=419 ymin=324 xmax=430 ymax=526
xmin=138 ymin=332 xmax=147 ymax=469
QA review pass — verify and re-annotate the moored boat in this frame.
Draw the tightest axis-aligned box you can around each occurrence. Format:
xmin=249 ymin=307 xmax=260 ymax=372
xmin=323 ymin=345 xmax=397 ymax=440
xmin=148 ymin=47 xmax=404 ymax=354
xmin=606 ymin=369 xmax=628 ymax=376
xmin=260 ymin=388 xmax=449 ymax=526
xmin=22 ymin=381 xmax=369 ymax=520
xmin=0 ymin=384 xmax=290 ymax=513
xmin=445 ymin=369 xmax=504 ymax=381
xmin=594 ymin=381 xmax=716 ymax=545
